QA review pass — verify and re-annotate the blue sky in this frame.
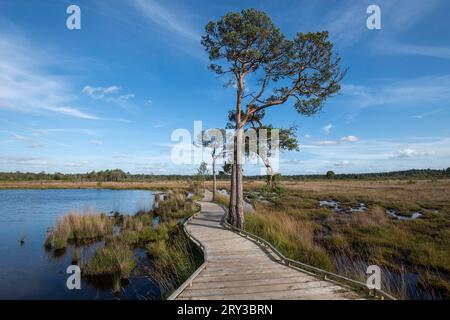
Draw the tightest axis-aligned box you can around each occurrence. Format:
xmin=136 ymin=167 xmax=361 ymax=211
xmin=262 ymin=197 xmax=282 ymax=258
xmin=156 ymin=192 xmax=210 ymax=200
xmin=1 ymin=0 xmax=450 ymax=175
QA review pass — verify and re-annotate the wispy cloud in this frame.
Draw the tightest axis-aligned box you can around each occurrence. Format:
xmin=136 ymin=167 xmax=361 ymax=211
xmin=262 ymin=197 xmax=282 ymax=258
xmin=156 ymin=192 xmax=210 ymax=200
xmin=310 ymin=135 xmax=359 ymax=146
xmin=383 ymin=42 xmax=450 ymax=60
xmin=341 ymin=75 xmax=450 ymax=111
xmin=320 ymin=0 xmax=441 ymax=47
xmin=1 ymin=131 xmax=44 ymax=148
xmin=82 ymin=85 xmax=121 ymax=99
xmin=412 ymin=108 xmax=446 ymax=119
xmin=132 ymin=0 xmax=200 ymax=42
xmin=83 ymin=84 xmax=136 ymax=109
xmin=119 ymin=93 xmax=135 ymax=100
xmin=0 ymin=36 xmax=103 ymax=120
xmin=334 ymin=160 xmax=351 ymax=167
xmin=322 ymin=124 xmax=333 ymax=135
xmin=287 ymin=136 xmax=450 ymax=174
xmin=392 ymin=148 xmax=434 ymax=158
xmin=32 ymin=128 xmax=96 ymax=136
xmin=88 ymin=140 xmax=103 ymax=146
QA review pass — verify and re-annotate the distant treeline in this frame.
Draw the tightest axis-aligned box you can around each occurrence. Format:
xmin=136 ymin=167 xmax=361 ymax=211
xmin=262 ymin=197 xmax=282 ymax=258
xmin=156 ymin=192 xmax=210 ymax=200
xmin=277 ymin=168 xmax=450 ymax=180
xmin=0 ymin=168 xmax=449 ymax=182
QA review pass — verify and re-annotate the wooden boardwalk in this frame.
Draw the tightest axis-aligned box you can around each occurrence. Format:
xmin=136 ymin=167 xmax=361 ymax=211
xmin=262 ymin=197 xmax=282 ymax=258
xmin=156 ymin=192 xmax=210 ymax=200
xmin=175 ymin=192 xmax=361 ymax=300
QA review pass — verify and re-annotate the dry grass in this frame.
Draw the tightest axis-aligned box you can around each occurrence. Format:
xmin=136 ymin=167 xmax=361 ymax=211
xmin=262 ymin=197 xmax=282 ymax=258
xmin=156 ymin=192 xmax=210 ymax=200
xmin=153 ymin=190 xmax=200 ymax=221
xmin=245 ymin=209 xmax=332 ymax=270
xmin=45 ymin=212 xmax=114 ymax=249
xmin=240 ymin=179 xmax=450 ymax=299
xmin=146 ymin=223 xmax=203 ymax=296
xmin=82 ymin=239 xmax=136 ymax=280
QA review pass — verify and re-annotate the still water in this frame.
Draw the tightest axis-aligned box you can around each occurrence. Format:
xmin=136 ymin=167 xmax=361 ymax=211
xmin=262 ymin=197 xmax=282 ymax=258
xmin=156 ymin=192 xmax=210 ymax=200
xmin=0 ymin=189 xmax=161 ymax=300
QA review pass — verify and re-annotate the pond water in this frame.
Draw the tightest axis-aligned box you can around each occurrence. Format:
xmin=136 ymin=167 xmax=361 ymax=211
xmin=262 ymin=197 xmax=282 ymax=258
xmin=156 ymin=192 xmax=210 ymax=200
xmin=319 ymin=200 xmax=368 ymax=214
xmin=0 ymin=189 xmax=161 ymax=300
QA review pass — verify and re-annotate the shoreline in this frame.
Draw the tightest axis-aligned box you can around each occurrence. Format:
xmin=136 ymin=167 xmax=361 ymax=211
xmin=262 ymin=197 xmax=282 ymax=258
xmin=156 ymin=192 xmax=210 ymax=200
xmin=0 ymin=181 xmax=191 ymax=190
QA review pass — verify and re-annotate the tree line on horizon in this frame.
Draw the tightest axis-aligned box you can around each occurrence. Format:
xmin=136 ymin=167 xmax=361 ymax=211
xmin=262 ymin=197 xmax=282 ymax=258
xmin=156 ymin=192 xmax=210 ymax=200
xmin=1 ymin=168 xmax=449 ymax=182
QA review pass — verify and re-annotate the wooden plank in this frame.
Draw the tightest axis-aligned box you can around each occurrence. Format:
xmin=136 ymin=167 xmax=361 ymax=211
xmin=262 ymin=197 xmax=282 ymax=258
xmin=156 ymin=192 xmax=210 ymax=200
xmin=179 ymin=281 xmax=338 ymax=298
xmin=193 ymin=272 xmax=312 ymax=284
xmin=190 ymin=275 xmax=318 ymax=289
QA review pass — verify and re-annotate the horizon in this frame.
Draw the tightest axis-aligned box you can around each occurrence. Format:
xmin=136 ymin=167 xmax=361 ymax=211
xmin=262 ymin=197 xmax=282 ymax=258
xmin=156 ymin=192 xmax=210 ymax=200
xmin=1 ymin=166 xmax=449 ymax=177
xmin=1 ymin=0 xmax=450 ymax=175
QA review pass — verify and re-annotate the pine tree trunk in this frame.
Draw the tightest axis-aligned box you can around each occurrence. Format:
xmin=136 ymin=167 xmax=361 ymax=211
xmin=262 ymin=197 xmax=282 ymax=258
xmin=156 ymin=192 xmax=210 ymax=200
xmin=268 ymin=173 xmax=274 ymax=192
xmin=229 ymin=163 xmax=237 ymax=225
xmin=228 ymin=134 xmax=238 ymax=225
xmin=212 ymin=157 xmax=217 ymax=201
xmin=235 ymin=128 xmax=244 ymax=229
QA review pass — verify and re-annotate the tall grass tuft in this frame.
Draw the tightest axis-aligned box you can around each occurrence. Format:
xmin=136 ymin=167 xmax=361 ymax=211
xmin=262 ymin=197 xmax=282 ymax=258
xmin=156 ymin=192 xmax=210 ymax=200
xmin=82 ymin=239 xmax=136 ymax=279
xmin=153 ymin=190 xmax=200 ymax=221
xmin=45 ymin=212 xmax=114 ymax=249
xmin=245 ymin=209 xmax=333 ymax=270
xmin=146 ymin=223 xmax=203 ymax=296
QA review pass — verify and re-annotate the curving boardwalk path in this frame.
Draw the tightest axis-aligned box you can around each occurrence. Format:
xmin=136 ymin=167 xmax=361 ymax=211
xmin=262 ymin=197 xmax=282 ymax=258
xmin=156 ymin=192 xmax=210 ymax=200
xmin=176 ymin=192 xmax=361 ymax=300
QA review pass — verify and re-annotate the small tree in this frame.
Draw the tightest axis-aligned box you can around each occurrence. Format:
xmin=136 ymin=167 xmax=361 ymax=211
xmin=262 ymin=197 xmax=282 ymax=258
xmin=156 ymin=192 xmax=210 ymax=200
xmin=222 ymin=162 xmax=232 ymax=175
xmin=195 ymin=129 xmax=225 ymax=200
xmin=196 ymin=161 xmax=209 ymax=192
xmin=228 ymin=109 xmax=299 ymax=191
xmin=326 ymin=170 xmax=335 ymax=180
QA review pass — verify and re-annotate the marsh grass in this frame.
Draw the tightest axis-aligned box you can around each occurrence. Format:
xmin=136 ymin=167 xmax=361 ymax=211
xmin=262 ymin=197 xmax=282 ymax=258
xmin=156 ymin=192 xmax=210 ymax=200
xmin=245 ymin=209 xmax=333 ymax=270
xmin=45 ymin=212 xmax=114 ymax=249
xmin=152 ymin=190 xmax=200 ymax=221
xmin=241 ymin=180 xmax=450 ymax=299
xmin=44 ymin=190 xmax=201 ymax=293
xmin=82 ymin=239 xmax=136 ymax=280
xmin=146 ymin=223 xmax=203 ymax=295
xmin=43 ymin=189 xmax=205 ymax=296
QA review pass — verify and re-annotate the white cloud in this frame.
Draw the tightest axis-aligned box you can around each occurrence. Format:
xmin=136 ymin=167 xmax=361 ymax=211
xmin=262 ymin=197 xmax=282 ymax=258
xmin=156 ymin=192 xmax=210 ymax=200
xmin=153 ymin=122 xmax=166 ymax=128
xmin=341 ymin=135 xmax=359 ymax=142
xmin=311 ymin=135 xmax=359 ymax=146
xmin=1 ymin=131 xmax=44 ymax=149
xmin=392 ymin=148 xmax=433 ymax=158
xmin=334 ymin=160 xmax=351 ymax=167
xmin=322 ymin=124 xmax=333 ymax=134
xmin=132 ymin=0 xmax=199 ymax=42
xmin=88 ymin=140 xmax=103 ymax=146
xmin=43 ymin=106 xmax=100 ymax=120
xmin=82 ymin=85 xmax=121 ymax=99
xmin=341 ymin=76 xmax=450 ymax=119
xmin=412 ymin=108 xmax=446 ymax=119
xmin=0 ymin=36 xmax=103 ymax=120
xmin=32 ymin=128 xmax=95 ymax=136
xmin=119 ymin=93 xmax=135 ymax=100
xmin=384 ymin=42 xmax=450 ymax=60
xmin=289 ymin=136 xmax=450 ymax=174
